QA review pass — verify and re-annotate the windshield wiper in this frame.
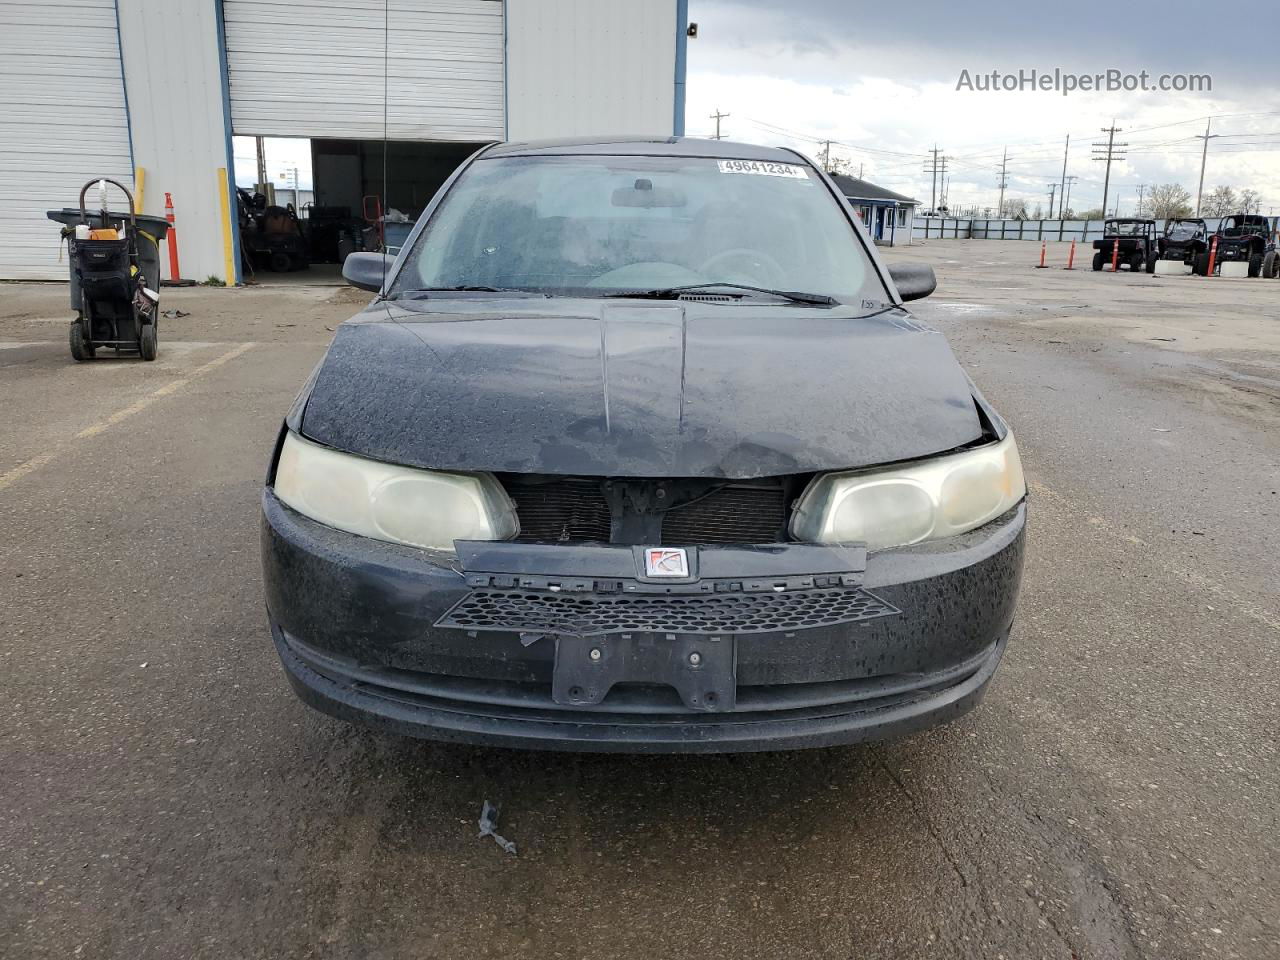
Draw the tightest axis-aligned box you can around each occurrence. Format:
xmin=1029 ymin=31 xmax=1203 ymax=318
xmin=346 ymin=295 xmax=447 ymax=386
xmin=605 ymin=282 xmax=836 ymax=306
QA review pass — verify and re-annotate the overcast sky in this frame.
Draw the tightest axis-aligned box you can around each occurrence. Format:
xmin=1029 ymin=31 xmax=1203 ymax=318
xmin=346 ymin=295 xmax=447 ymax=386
xmin=685 ymin=0 xmax=1280 ymax=214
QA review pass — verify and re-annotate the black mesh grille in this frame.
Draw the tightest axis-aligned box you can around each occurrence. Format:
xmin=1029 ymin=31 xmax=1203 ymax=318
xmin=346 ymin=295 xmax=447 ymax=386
xmin=437 ymin=587 xmax=899 ymax=636
xmin=506 ymin=478 xmax=613 ymax=543
xmin=502 ymin=476 xmax=792 ymax=545
xmin=661 ymin=485 xmax=788 ymax=544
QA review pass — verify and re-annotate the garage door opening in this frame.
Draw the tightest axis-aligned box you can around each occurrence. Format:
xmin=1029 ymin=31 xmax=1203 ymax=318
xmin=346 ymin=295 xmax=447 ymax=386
xmin=233 ymin=135 xmax=486 ymax=284
xmin=233 ymin=135 xmax=317 ymax=282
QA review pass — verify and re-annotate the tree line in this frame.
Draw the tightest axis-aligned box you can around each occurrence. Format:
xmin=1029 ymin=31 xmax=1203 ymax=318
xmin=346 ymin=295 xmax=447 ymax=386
xmin=948 ymin=185 xmax=1266 ymax=221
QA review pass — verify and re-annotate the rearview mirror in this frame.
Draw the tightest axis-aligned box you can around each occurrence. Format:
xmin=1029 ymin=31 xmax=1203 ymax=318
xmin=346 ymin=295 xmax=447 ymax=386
xmin=887 ymin=263 xmax=936 ymax=302
xmin=342 ymin=252 xmax=394 ymax=292
xmin=612 ymin=179 xmax=686 ymax=208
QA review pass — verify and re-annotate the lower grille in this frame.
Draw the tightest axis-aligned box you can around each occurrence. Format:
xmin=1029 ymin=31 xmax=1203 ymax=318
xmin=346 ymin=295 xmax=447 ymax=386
xmin=437 ymin=586 xmax=899 ymax=637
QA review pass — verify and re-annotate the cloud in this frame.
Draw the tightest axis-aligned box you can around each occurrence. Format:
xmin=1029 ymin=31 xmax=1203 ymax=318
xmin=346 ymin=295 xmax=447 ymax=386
xmin=686 ymin=0 xmax=1280 ymax=212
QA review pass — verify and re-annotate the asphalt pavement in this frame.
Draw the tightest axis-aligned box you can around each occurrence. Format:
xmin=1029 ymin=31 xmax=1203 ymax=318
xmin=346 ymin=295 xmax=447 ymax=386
xmin=2 ymin=243 xmax=1277 ymax=959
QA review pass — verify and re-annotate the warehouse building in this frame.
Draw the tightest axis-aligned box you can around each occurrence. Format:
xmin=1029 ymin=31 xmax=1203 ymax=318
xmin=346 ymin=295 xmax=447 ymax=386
xmin=1 ymin=0 xmax=689 ymax=282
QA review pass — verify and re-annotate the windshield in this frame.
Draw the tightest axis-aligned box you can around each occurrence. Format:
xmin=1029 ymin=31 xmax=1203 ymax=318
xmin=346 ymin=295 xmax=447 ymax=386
xmin=1167 ymin=221 xmax=1203 ymax=239
xmin=1106 ymin=220 xmax=1147 ymax=236
xmin=1220 ymin=217 xmax=1263 ymax=236
xmin=391 ymin=155 xmax=881 ymax=303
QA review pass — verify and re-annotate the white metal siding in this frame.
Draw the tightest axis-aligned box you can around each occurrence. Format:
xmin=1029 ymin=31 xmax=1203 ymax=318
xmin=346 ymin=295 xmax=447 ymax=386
xmin=0 ymin=0 xmax=134 ymax=280
xmin=223 ymin=0 xmax=504 ymax=141
xmin=117 ymin=0 xmax=235 ymax=283
xmin=505 ymin=0 xmax=676 ymax=142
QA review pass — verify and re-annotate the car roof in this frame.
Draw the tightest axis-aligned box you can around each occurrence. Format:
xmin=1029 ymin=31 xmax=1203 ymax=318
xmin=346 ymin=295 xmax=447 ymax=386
xmin=483 ymin=136 xmax=810 ymax=163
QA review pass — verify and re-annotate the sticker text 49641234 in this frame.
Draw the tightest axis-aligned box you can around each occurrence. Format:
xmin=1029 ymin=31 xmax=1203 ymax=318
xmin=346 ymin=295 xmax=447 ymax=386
xmin=717 ymin=160 xmax=810 ymax=180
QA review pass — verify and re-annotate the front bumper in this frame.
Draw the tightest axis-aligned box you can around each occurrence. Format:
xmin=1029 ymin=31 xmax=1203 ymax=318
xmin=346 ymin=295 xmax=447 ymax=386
xmin=262 ymin=491 xmax=1025 ymax=753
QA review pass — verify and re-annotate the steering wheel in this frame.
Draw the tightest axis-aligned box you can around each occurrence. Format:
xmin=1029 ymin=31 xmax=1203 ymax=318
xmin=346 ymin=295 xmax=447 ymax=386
xmin=697 ymin=248 xmax=786 ymax=287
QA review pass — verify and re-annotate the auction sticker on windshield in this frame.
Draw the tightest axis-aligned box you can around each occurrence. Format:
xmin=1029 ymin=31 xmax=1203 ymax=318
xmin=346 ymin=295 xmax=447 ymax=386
xmin=717 ymin=159 xmax=810 ymax=179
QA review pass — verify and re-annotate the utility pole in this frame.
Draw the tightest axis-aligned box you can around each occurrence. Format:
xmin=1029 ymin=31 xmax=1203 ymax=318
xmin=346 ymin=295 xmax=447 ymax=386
xmin=1194 ymin=118 xmax=1219 ymax=215
xmin=820 ymin=140 xmax=832 ymax=172
xmin=1058 ymin=134 xmax=1070 ymax=219
xmin=1047 ymin=183 xmax=1058 ymax=219
xmin=924 ymin=146 xmax=943 ymax=214
xmin=709 ymin=109 xmax=729 ymax=140
xmin=1092 ymin=123 xmax=1127 ymax=223
xmin=996 ymin=147 xmax=1009 ymax=217
xmin=255 ymin=136 xmax=268 ymax=193
xmin=1063 ymin=175 xmax=1078 ymax=217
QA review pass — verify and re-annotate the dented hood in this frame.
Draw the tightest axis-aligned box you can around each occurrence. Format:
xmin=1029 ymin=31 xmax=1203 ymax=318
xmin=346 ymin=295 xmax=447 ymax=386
xmin=298 ymin=299 xmax=984 ymax=479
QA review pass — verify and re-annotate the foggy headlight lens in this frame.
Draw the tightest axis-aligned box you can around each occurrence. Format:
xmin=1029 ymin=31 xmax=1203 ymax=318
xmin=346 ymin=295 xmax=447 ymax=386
xmin=273 ymin=431 xmax=518 ymax=551
xmin=790 ymin=433 xmax=1024 ymax=550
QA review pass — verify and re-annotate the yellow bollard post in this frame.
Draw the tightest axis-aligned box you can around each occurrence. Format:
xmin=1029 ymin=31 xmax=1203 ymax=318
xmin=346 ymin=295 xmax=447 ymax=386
xmin=217 ymin=168 xmax=236 ymax=286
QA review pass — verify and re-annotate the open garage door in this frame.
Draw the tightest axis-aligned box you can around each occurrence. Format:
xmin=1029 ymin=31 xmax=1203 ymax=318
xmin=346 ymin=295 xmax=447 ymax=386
xmin=222 ymin=0 xmax=505 ymax=141
xmin=0 ymin=1 xmax=134 ymax=280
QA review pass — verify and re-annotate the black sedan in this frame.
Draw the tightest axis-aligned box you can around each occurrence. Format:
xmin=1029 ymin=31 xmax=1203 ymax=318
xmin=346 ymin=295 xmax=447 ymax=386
xmin=261 ymin=137 xmax=1026 ymax=753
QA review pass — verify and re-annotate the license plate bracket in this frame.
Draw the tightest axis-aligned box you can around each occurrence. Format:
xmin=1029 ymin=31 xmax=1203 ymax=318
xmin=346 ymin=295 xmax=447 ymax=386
xmin=552 ymin=633 xmax=737 ymax=712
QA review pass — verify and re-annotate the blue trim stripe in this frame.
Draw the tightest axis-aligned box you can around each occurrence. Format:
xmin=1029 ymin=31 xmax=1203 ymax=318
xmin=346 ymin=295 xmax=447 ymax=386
xmin=213 ymin=0 xmax=243 ymax=284
xmin=501 ymin=0 xmax=509 ymax=140
xmin=673 ymin=0 xmax=688 ymax=136
xmin=112 ymin=0 xmax=136 ymax=173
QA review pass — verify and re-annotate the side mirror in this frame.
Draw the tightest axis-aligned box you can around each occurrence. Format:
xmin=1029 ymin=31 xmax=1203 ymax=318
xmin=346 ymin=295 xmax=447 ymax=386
xmin=887 ymin=262 xmax=936 ymax=302
xmin=342 ymin=252 xmax=393 ymax=292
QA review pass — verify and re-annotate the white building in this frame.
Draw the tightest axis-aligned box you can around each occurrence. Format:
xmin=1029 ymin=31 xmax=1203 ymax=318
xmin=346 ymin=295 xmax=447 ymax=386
xmin=1 ymin=0 xmax=690 ymax=282
xmin=830 ymin=174 xmax=919 ymax=247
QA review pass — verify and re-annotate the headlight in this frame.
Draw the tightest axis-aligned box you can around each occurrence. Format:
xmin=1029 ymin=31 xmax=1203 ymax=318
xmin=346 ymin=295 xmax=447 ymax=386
xmin=790 ymin=432 xmax=1024 ymax=550
xmin=273 ymin=431 xmax=518 ymax=551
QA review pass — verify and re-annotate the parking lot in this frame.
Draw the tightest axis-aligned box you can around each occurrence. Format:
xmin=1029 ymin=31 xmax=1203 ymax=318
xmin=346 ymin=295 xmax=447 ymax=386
xmin=2 ymin=239 xmax=1278 ymax=959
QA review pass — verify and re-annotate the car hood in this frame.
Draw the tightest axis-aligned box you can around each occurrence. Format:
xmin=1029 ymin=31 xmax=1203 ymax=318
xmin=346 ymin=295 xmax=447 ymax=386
xmin=297 ymin=299 xmax=985 ymax=479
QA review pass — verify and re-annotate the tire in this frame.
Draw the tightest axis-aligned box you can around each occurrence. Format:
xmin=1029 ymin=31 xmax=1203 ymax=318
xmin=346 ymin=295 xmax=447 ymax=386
xmin=1092 ymin=251 xmax=1105 ymax=271
xmin=139 ymin=323 xmax=157 ymax=361
xmin=268 ymin=251 xmax=292 ymax=272
xmin=1145 ymin=252 xmax=1157 ymax=274
xmin=1194 ymin=252 xmax=1210 ymax=276
xmin=1248 ymin=253 xmax=1263 ymax=278
xmin=1262 ymin=250 xmax=1276 ymax=279
xmin=69 ymin=319 xmax=93 ymax=362
xmin=1130 ymin=251 xmax=1145 ymax=273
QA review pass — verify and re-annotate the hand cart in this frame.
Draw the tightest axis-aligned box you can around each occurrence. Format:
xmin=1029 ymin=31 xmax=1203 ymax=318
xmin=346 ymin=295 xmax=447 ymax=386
xmin=47 ymin=179 xmax=172 ymax=361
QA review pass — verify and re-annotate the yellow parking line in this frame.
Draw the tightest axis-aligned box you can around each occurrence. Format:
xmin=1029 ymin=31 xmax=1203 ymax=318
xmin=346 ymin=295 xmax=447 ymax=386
xmin=0 ymin=342 xmax=256 ymax=492
xmin=0 ymin=453 xmax=56 ymax=492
